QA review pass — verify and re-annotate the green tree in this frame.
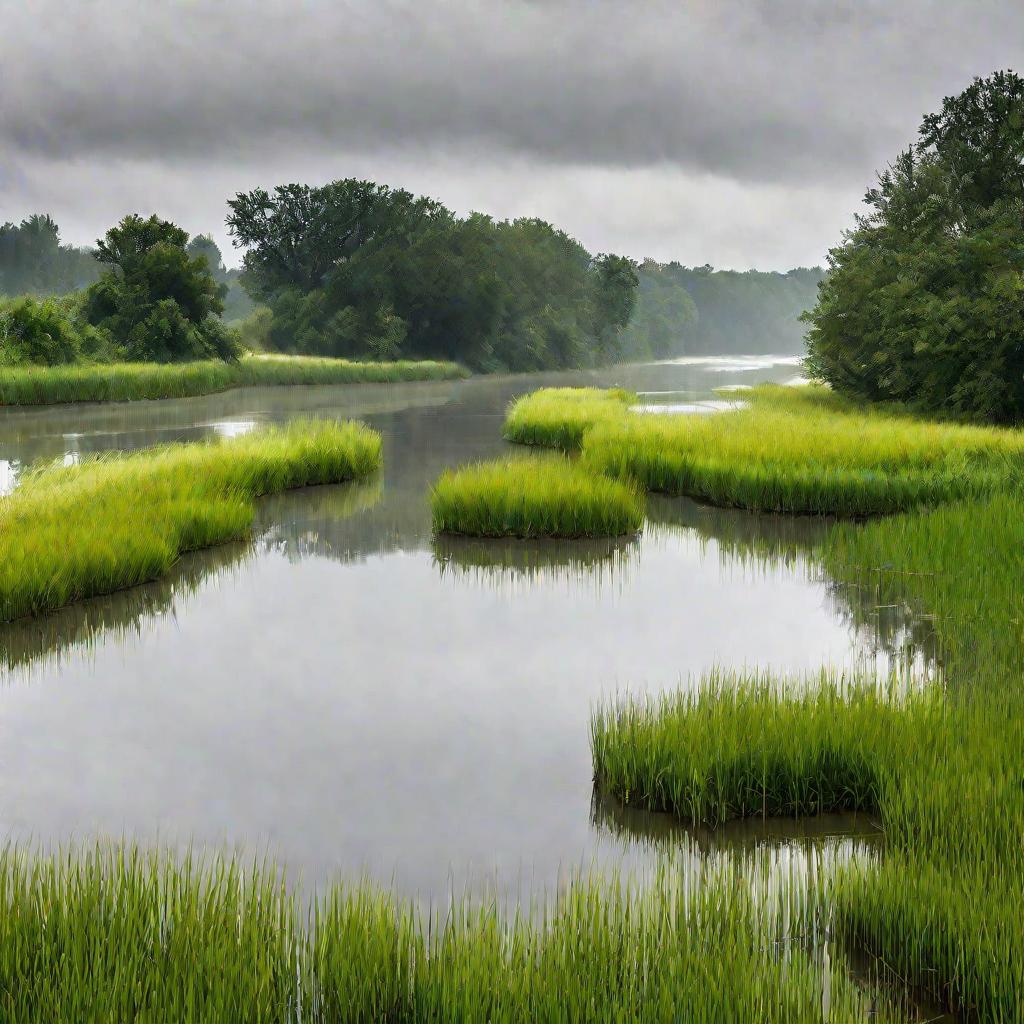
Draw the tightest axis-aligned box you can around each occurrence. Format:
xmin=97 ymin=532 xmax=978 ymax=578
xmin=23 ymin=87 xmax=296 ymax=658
xmin=0 ymin=215 xmax=99 ymax=296
xmin=805 ymin=70 xmax=1024 ymax=422
xmin=590 ymin=254 xmax=639 ymax=359
xmin=84 ymin=215 xmax=237 ymax=362
xmin=227 ymin=179 xmax=639 ymax=372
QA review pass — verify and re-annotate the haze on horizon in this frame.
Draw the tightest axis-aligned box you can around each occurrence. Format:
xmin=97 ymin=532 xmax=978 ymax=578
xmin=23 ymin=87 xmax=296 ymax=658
xmin=2 ymin=0 xmax=1022 ymax=270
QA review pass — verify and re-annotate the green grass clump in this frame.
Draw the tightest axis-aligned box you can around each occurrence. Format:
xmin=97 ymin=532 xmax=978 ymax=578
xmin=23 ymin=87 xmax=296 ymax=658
xmin=0 ymin=418 xmax=381 ymax=621
xmin=505 ymin=383 xmax=1024 ymax=515
xmin=0 ymin=354 xmax=468 ymax=406
xmin=503 ymin=386 xmax=634 ymax=449
xmin=593 ymin=486 xmax=1024 ymax=1020
xmin=0 ymin=844 xmax=895 ymax=1023
xmin=431 ymin=456 xmax=644 ymax=539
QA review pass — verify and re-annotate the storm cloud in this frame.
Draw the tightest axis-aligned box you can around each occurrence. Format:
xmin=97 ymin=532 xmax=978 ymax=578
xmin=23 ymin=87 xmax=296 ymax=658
xmin=2 ymin=0 xmax=1022 ymax=267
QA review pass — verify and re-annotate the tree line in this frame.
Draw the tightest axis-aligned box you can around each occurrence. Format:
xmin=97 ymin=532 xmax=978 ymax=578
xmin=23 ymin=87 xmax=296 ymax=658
xmin=2 ymin=183 xmax=821 ymax=370
xmin=622 ymin=261 xmax=823 ymax=360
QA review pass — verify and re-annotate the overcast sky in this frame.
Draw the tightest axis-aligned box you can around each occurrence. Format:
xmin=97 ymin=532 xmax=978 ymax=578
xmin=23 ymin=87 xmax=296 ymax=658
xmin=2 ymin=0 xmax=1022 ymax=269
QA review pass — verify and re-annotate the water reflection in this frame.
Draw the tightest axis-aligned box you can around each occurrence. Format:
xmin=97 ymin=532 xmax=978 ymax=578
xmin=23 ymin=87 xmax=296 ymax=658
xmin=590 ymin=787 xmax=882 ymax=857
xmin=434 ymin=534 xmax=640 ymax=589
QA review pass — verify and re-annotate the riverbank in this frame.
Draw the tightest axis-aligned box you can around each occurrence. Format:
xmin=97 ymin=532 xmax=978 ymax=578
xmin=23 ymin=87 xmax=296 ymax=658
xmin=0 ymin=354 xmax=469 ymax=406
xmin=0 ymin=419 xmax=381 ymax=620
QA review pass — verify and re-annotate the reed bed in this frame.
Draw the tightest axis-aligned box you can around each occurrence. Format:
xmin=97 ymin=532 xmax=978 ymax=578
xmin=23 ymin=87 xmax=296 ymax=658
xmin=431 ymin=456 xmax=644 ymax=538
xmin=0 ymin=355 xmax=468 ymax=406
xmin=0 ymin=844 xmax=895 ymax=1023
xmin=505 ymin=383 xmax=1024 ymax=515
xmin=0 ymin=419 xmax=382 ymax=621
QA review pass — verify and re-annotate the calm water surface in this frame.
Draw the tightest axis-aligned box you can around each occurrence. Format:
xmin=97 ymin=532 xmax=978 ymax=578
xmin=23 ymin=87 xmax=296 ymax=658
xmin=0 ymin=355 xmax=917 ymax=902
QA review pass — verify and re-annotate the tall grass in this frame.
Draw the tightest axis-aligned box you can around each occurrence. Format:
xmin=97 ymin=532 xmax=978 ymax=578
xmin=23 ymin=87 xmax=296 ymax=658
xmin=0 ymin=419 xmax=382 ymax=621
xmin=0 ymin=844 xmax=896 ymax=1023
xmin=593 ymin=481 xmax=1024 ymax=1019
xmin=0 ymin=354 xmax=469 ymax=406
xmin=505 ymin=383 xmax=1024 ymax=515
xmin=503 ymin=386 xmax=635 ymax=449
xmin=431 ymin=456 xmax=644 ymax=538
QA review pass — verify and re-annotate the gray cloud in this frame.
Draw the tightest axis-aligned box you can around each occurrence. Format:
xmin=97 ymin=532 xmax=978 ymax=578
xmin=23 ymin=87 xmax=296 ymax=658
xmin=1 ymin=0 xmax=1022 ymax=267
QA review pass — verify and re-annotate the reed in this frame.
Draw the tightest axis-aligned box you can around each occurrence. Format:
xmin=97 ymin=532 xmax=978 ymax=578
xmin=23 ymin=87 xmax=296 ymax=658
xmin=0 ymin=419 xmax=382 ymax=621
xmin=431 ymin=455 xmax=644 ymax=539
xmin=0 ymin=844 xmax=895 ymax=1023
xmin=505 ymin=383 xmax=1024 ymax=515
xmin=0 ymin=355 xmax=468 ymax=406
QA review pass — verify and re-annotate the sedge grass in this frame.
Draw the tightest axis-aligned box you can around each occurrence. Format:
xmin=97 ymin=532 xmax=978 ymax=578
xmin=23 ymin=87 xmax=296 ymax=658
xmin=0 ymin=354 xmax=468 ymax=406
xmin=503 ymin=386 xmax=635 ymax=449
xmin=505 ymin=383 xmax=1024 ymax=515
xmin=431 ymin=455 xmax=644 ymax=539
xmin=0 ymin=418 xmax=382 ymax=621
xmin=0 ymin=843 xmax=897 ymax=1024
xmin=593 ymin=484 xmax=1024 ymax=1019
xmin=592 ymin=672 xmax=1024 ymax=1019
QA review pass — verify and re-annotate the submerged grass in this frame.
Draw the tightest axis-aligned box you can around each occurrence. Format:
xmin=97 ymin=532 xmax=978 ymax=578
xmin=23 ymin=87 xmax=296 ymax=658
xmin=431 ymin=455 xmax=644 ymax=539
xmin=0 ymin=844 xmax=895 ymax=1023
xmin=506 ymin=383 xmax=1024 ymax=515
xmin=0 ymin=419 xmax=382 ymax=621
xmin=0 ymin=354 xmax=468 ymax=406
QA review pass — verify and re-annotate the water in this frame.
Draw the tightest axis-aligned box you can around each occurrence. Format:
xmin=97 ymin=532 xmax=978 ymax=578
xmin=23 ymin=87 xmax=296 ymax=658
xmin=0 ymin=355 xmax=915 ymax=903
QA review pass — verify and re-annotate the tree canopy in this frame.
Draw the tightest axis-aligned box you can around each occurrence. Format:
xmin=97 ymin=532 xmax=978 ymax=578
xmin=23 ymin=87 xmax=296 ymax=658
xmin=805 ymin=70 xmax=1024 ymax=422
xmin=228 ymin=179 xmax=639 ymax=372
xmin=83 ymin=215 xmax=237 ymax=362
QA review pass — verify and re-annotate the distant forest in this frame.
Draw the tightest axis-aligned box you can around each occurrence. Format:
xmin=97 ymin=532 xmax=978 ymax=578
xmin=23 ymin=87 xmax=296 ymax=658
xmin=2 ymin=199 xmax=821 ymax=370
xmin=624 ymin=262 xmax=824 ymax=359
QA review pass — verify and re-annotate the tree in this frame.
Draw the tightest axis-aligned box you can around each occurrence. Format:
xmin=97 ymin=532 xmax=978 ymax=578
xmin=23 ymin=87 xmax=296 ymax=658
xmin=227 ymin=180 xmax=447 ymax=296
xmin=227 ymin=178 xmax=640 ymax=372
xmin=804 ymin=70 xmax=1024 ymax=422
xmin=0 ymin=215 xmax=99 ymax=296
xmin=590 ymin=254 xmax=639 ymax=358
xmin=84 ymin=214 xmax=237 ymax=362
xmin=186 ymin=234 xmax=228 ymax=282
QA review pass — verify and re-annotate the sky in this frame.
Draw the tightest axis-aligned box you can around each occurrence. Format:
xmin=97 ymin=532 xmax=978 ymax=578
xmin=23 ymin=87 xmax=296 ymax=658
xmin=2 ymin=0 xmax=1022 ymax=270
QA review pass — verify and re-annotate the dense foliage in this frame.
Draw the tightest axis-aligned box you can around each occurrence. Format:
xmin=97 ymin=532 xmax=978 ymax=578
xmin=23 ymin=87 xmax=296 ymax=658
xmin=622 ymin=262 xmax=822 ymax=359
xmin=83 ymin=214 xmax=238 ymax=362
xmin=805 ymin=70 xmax=1024 ymax=422
xmin=228 ymin=179 xmax=639 ymax=372
xmin=0 ymin=215 xmax=99 ymax=296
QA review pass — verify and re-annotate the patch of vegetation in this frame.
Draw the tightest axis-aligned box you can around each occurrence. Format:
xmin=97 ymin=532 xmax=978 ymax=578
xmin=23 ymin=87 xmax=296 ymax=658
xmin=503 ymin=386 xmax=635 ymax=449
xmin=431 ymin=455 xmax=644 ymax=539
xmin=505 ymin=383 xmax=1024 ymax=515
xmin=0 ymin=354 xmax=468 ymax=406
xmin=0 ymin=419 xmax=381 ymax=621
xmin=594 ymin=481 xmax=1024 ymax=1020
xmin=0 ymin=844 xmax=896 ymax=1023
